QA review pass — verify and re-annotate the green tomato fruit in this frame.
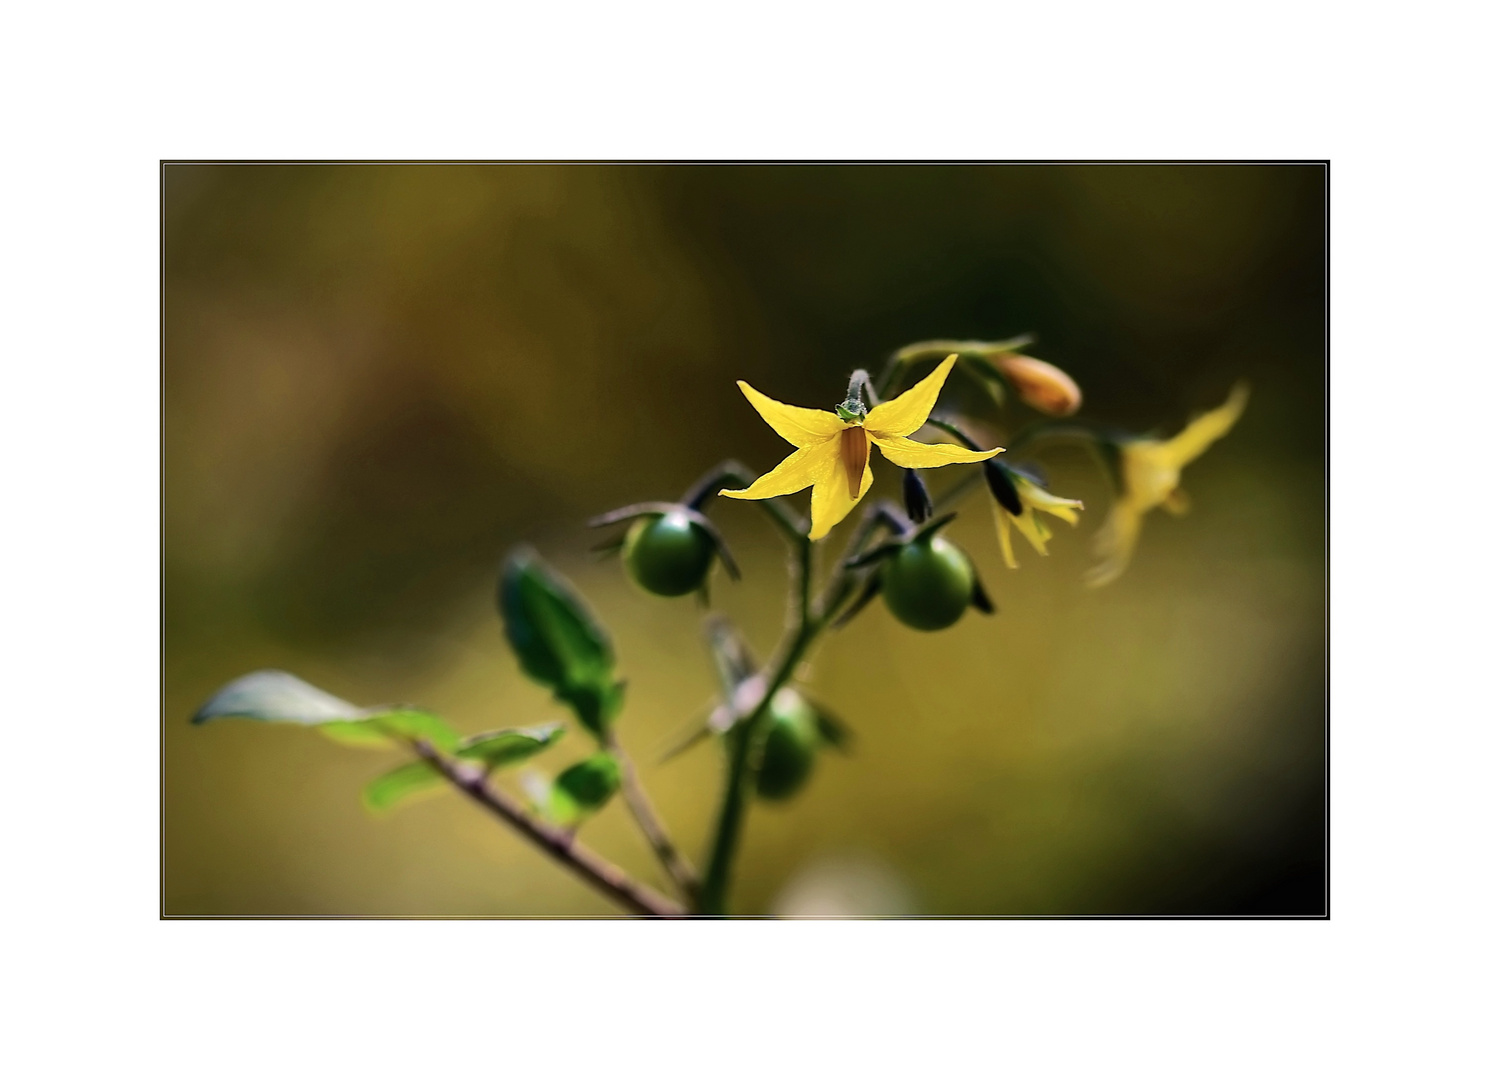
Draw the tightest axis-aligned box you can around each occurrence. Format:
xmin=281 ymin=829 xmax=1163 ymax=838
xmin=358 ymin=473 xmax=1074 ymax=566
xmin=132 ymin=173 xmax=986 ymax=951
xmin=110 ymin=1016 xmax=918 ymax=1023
xmin=622 ymin=512 xmax=716 ymax=596
xmin=756 ymin=688 xmax=819 ymax=801
xmin=881 ymin=534 xmax=975 ymax=631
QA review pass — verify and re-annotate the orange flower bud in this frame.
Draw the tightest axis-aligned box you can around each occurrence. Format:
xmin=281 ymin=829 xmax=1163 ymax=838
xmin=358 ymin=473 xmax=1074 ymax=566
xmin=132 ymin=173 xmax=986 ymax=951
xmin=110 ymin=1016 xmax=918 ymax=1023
xmin=991 ymin=354 xmax=1082 ymax=417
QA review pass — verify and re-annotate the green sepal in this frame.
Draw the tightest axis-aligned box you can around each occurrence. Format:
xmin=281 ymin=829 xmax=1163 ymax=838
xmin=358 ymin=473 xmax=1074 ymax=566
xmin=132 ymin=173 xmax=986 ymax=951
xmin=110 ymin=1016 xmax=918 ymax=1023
xmin=362 ymin=760 xmax=446 ymax=813
xmin=499 ymin=547 xmax=625 ymax=736
xmin=703 ymin=613 xmax=758 ymax=695
xmin=810 ymin=700 xmax=856 ymax=754
xmin=890 ymin=334 xmax=1036 ymax=368
xmin=909 ymin=512 xmax=959 ymax=544
xmin=455 ymin=723 xmax=565 ymax=769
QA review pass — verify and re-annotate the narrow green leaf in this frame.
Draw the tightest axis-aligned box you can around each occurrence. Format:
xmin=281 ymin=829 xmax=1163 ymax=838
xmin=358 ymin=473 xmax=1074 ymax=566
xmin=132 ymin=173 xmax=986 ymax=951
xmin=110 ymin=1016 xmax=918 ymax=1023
xmin=318 ymin=720 xmax=401 ymax=749
xmin=362 ymin=760 xmax=446 ymax=813
xmin=499 ymin=547 xmax=624 ymax=735
xmin=373 ymin=710 xmax=462 ymax=753
xmin=191 ymin=671 xmax=460 ymax=752
xmin=455 ymin=723 xmax=565 ymax=769
xmin=192 ymin=670 xmax=367 ymax=725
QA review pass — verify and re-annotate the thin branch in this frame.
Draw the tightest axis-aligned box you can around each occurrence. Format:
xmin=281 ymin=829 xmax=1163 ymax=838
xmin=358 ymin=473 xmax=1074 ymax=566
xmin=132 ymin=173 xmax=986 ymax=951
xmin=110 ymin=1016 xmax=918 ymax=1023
xmin=412 ymin=741 xmax=686 ymax=918
xmin=922 ymin=416 xmax=986 ymax=452
xmin=603 ymin=730 xmax=700 ymax=907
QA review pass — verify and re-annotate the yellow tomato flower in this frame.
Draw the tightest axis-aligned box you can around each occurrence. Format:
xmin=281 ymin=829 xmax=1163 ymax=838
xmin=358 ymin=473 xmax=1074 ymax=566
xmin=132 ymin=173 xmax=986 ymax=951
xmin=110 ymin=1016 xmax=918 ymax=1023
xmin=1085 ymin=382 xmax=1249 ymax=587
xmin=988 ymin=466 xmax=1084 ymax=569
xmin=721 ymin=356 xmax=1002 ymax=540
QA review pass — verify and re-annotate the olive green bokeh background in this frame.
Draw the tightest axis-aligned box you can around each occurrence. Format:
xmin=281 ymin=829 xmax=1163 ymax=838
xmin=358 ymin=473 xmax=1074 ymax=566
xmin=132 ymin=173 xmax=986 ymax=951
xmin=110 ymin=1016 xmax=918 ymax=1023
xmin=163 ymin=163 xmax=1325 ymax=916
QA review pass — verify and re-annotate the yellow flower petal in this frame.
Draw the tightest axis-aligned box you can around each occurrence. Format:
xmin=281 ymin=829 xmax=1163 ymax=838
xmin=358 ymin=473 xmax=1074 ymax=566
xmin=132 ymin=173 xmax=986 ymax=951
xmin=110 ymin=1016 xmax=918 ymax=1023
xmin=1009 ymin=504 xmax=1051 ymax=556
xmin=1121 ymin=442 xmax=1180 ymax=513
xmin=736 ymin=381 xmax=847 ymax=449
xmin=1019 ymin=481 xmax=1083 ymax=526
xmin=1084 ymin=499 xmax=1143 ymax=588
xmin=808 ymin=443 xmax=874 ymax=540
xmin=1162 ymin=488 xmax=1191 ymax=516
xmin=864 ymin=355 xmax=959 ymax=439
xmin=870 ymin=433 xmax=1002 ymax=470
xmin=993 ymin=506 xmax=1019 ymax=569
xmin=1155 ymin=382 xmax=1249 ymax=470
xmin=719 ymin=440 xmax=836 ymax=501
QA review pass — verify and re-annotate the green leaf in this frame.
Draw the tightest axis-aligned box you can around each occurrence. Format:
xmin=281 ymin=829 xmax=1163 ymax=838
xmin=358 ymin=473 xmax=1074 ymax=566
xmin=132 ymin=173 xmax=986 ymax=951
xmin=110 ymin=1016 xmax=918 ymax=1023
xmin=455 ymin=722 xmax=565 ymax=768
xmin=499 ymin=547 xmax=624 ymax=735
xmin=192 ymin=671 xmax=459 ymax=752
xmin=370 ymin=710 xmax=462 ymax=753
xmin=554 ymin=752 xmax=622 ymax=813
xmin=362 ymin=760 xmax=447 ymax=813
xmin=192 ymin=670 xmax=367 ymax=725
xmin=318 ymin=720 xmax=402 ymax=748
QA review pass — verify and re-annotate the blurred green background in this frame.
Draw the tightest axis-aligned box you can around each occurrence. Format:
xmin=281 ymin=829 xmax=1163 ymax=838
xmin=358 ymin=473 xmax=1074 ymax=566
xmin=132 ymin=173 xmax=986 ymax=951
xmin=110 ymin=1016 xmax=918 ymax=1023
xmin=163 ymin=163 xmax=1325 ymax=916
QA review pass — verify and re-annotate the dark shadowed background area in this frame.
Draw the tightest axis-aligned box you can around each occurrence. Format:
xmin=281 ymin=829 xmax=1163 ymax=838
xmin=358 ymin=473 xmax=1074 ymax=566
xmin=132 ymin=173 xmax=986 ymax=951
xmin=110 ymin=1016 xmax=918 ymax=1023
xmin=163 ymin=163 xmax=1325 ymax=916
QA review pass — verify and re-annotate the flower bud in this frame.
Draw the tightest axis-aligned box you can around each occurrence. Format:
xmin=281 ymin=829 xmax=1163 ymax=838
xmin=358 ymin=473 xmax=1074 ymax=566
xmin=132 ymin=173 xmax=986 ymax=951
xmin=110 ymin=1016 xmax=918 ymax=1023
xmin=991 ymin=354 xmax=1082 ymax=417
xmin=901 ymin=468 xmax=934 ymax=523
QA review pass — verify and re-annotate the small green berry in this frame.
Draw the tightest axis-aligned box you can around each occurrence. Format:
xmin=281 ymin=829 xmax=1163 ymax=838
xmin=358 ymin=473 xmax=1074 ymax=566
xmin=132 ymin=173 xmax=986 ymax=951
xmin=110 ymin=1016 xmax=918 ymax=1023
xmin=881 ymin=534 xmax=975 ymax=631
xmin=756 ymin=688 xmax=820 ymax=801
xmin=622 ymin=511 xmax=715 ymax=597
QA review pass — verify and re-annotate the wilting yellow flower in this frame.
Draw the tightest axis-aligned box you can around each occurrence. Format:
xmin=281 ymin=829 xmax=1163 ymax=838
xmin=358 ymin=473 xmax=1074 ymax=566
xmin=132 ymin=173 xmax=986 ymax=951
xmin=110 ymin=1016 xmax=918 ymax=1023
xmin=986 ymin=464 xmax=1084 ymax=569
xmin=1085 ymin=382 xmax=1249 ymax=588
xmin=721 ymin=356 xmax=1002 ymax=540
xmin=991 ymin=353 xmax=1083 ymax=417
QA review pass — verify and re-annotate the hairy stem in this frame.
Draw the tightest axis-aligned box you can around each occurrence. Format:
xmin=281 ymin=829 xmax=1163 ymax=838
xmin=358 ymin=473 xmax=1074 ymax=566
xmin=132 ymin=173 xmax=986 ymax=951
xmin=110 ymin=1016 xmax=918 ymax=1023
xmin=696 ymin=505 xmax=893 ymax=915
xmin=412 ymin=741 xmax=685 ymax=918
xmin=697 ymin=527 xmax=815 ymax=915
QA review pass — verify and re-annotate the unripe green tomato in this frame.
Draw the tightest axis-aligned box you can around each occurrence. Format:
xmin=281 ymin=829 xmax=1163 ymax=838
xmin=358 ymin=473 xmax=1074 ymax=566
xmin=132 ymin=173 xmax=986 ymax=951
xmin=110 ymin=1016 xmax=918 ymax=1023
xmin=622 ymin=512 xmax=715 ymax=596
xmin=881 ymin=534 xmax=975 ymax=631
xmin=756 ymin=688 xmax=819 ymax=801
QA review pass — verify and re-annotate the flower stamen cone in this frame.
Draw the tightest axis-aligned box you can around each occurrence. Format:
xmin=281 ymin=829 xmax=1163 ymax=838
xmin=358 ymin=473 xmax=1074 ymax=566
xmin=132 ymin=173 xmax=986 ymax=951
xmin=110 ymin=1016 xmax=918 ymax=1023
xmin=721 ymin=356 xmax=1003 ymax=540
